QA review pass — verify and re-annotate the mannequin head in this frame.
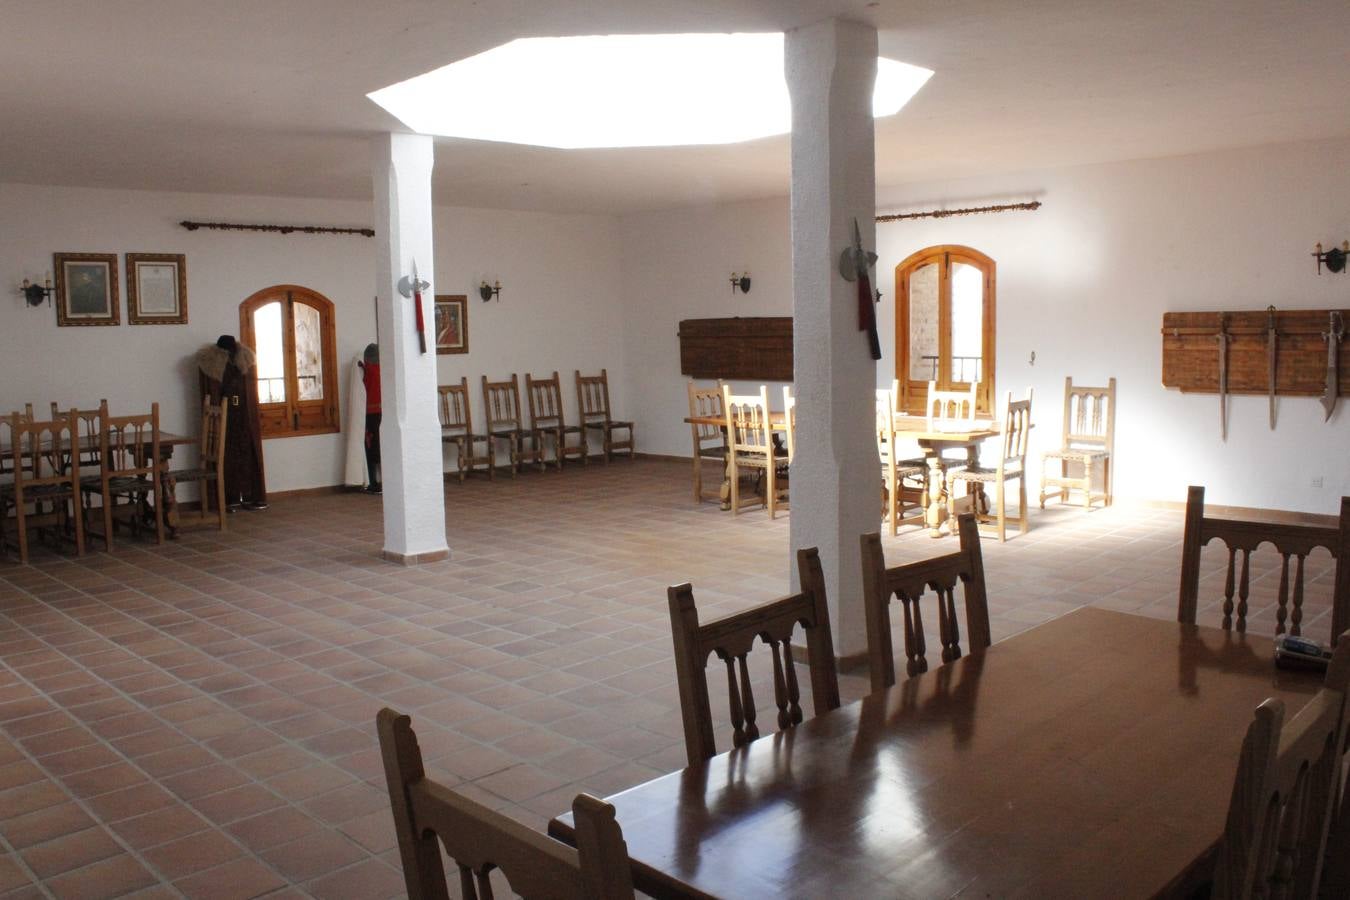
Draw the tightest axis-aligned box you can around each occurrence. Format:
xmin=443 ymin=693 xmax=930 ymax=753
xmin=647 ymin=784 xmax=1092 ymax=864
xmin=363 ymin=343 xmax=379 ymax=364
xmin=216 ymin=335 xmax=238 ymax=354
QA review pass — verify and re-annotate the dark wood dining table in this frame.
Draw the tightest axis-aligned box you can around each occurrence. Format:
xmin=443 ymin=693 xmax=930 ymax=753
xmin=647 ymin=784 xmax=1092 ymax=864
xmin=549 ymin=608 xmax=1322 ymax=899
xmin=3 ymin=431 xmax=197 ymax=531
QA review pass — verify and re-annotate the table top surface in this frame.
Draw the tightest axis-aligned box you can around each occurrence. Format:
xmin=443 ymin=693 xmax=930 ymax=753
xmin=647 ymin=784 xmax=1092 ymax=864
xmin=892 ymin=414 xmax=1000 ymax=441
xmin=550 ymin=608 xmax=1321 ymax=900
xmin=2 ymin=432 xmax=195 ymax=455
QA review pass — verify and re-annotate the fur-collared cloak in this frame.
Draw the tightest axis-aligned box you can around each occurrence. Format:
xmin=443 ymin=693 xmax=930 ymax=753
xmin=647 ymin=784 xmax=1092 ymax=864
xmin=198 ymin=342 xmax=266 ymax=505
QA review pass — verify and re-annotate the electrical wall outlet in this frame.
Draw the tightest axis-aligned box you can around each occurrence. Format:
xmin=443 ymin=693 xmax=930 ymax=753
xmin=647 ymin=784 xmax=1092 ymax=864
xmin=1311 ymin=475 xmax=1325 ymax=489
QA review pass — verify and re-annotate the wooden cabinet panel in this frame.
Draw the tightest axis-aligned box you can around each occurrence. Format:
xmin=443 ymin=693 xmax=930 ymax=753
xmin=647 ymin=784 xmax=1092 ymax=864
xmin=678 ymin=317 xmax=793 ymax=382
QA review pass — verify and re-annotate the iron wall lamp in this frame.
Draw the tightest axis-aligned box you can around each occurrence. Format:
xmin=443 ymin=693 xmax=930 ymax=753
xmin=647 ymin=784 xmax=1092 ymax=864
xmin=479 ymin=279 xmax=502 ymax=302
xmin=729 ymin=272 xmax=751 ymax=294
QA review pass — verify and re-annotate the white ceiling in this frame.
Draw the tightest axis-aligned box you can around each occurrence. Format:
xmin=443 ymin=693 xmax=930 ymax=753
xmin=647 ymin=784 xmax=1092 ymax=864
xmin=2 ymin=0 xmax=1347 ymax=214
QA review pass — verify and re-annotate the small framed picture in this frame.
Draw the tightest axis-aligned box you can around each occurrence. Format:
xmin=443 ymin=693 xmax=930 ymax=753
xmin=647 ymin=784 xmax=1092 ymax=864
xmin=126 ymin=253 xmax=188 ymax=325
xmin=54 ymin=252 xmax=119 ymax=326
xmin=435 ymin=294 xmax=468 ymax=354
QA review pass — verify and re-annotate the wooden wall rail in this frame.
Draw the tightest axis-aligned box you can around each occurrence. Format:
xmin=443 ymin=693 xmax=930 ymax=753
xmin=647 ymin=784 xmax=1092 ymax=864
xmin=1162 ymin=309 xmax=1349 ymax=396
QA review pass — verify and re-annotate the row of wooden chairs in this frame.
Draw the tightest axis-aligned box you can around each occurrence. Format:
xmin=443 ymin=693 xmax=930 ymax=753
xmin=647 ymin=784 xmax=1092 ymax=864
xmin=1 ymin=398 xmax=228 ymax=563
xmin=439 ymin=370 xmax=635 ymax=481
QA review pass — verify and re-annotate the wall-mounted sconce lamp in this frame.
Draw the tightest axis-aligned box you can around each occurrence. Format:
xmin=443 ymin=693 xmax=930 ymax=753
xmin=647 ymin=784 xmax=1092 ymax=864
xmin=19 ymin=277 xmax=54 ymax=307
xmin=1313 ymin=241 xmax=1349 ymax=275
xmin=479 ymin=279 xmax=502 ymax=302
xmin=729 ymin=271 xmax=751 ymax=294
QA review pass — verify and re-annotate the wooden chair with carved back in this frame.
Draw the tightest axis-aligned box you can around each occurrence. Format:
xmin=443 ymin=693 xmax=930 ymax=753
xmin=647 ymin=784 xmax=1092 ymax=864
xmin=527 ymin=371 xmax=587 ymax=471
xmin=687 ymin=381 xmax=726 ymax=503
xmin=861 ymin=513 xmax=992 ymax=691
xmin=80 ymin=403 xmax=163 ymax=551
xmin=437 ymin=379 xmax=493 ymax=483
xmin=1178 ymin=485 xmax=1350 ymax=648
xmin=1 ymin=410 xmax=85 ymax=564
xmin=377 ymin=708 xmax=635 ymax=900
xmin=50 ymin=399 xmax=107 ymax=473
xmin=1209 ymin=637 xmax=1350 ymax=899
xmin=668 ymin=547 xmax=841 ymax=766
xmin=722 ymin=384 xmax=785 ymax=518
xmin=165 ymin=397 xmax=227 ymax=532
xmin=482 ymin=374 xmax=545 ymax=477
xmin=575 ymin=369 xmax=634 ymax=463
xmin=876 ymin=387 xmax=927 ymax=537
xmin=946 ymin=388 xmax=1033 ymax=542
xmin=1039 ymin=376 xmax=1115 ymax=510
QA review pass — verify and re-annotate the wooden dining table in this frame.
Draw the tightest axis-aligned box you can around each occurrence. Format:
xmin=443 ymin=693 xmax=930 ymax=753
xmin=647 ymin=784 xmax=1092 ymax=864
xmin=684 ymin=412 xmax=789 ymax=511
xmin=892 ymin=415 xmax=1001 ymax=538
xmin=549 ymin=608 xmax=1322 ymax=899
xmin=3 ymin=431 xmax=197 ymax=532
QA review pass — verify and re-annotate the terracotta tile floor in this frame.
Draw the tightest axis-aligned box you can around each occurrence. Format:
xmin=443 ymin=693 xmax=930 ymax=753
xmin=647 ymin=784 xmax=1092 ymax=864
xmin=0 ymin=459 xmax=1337 ymax=897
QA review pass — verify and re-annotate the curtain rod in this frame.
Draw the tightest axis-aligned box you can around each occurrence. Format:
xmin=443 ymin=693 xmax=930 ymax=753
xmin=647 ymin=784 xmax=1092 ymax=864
xmin=876 ymin=201 xmax=1041 ymax=223
xmin=179 ymin=220 xmax=375 ymax=237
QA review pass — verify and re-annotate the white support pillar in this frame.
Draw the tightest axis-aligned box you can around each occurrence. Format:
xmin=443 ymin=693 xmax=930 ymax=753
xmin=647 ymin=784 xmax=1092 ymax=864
xmin=371 ymin=132 xmax=449 ymax=564
xmin=785 ymin=19 xmax=879 ymax=659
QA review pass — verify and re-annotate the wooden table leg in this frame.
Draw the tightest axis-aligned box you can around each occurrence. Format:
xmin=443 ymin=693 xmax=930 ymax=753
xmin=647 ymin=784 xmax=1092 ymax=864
xmin=924 ymin=454 xmax=946 ymax=538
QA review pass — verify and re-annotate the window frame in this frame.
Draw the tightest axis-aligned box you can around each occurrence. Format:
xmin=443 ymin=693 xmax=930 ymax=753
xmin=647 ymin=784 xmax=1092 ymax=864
xmin=894 ymin=244 xmax=996 ymax=416
xmin=238 ymin=284 xmax=339 ymax=439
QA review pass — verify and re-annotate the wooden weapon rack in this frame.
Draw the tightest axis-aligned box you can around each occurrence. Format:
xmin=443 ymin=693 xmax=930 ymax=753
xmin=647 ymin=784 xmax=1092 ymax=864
xmin=1162 ymin=309 xmax=1350 ymax=395
xmin=678 ymin=317 xmax=793 ymax=381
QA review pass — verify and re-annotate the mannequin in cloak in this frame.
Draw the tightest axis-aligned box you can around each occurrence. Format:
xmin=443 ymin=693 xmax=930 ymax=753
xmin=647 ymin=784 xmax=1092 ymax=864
xmin=197 ymin=335 xmax=268 ymax=510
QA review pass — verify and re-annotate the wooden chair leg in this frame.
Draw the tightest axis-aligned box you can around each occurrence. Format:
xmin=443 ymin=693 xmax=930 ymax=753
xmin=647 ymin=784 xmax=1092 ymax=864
xmin=16 ymin=501 xmax=29 ymax=564
xmin=692 ymin=445 xmax=702 ymax=503
xmin=102 ymin=490 xmax=115 ymax=553
xmin=767 ymin=462 xmax=776 ymax=520
xmin=1060 ymin=459 xmax=1069 ymax=503
xmin=996 ymin=479 xmax=1007 ymax=543
xmin=1104 ymin=457 xmax=1112 ymax=507
xmin=215 ymin=475 xmax=227 ymax=532
xmin=1019 ymin=475 xmax=1029 ymax=535
xmin=730 ymin=456 xmax=740 ymax=516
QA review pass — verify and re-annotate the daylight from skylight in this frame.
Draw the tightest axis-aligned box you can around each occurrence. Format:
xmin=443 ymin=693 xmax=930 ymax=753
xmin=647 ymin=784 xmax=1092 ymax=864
xmin=367 ymin=33 xmax=933 ymax=149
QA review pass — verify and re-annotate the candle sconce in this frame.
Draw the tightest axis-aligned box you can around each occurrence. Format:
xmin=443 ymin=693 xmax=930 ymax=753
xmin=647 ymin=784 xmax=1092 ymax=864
xmin=729 ymin=272 xmax=751 ymax=294
xmin=478 ymin=279 xmax=502 ymax=302
xmin=1313 ymin=241 xmax=1349 ymax=275
xmin=19 ymin=276 xmax=54 ymax=307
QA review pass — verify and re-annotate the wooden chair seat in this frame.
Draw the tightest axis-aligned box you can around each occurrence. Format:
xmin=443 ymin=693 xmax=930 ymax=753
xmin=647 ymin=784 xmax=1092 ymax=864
xmin=166 ymin=397 xmax=227 ymax=532
xmin=439 ymin=378 xmax=493 ymax=482
xmin=722 ymin=385 xmax=784 ymax=517
xmin=1208 ymin=638 xmax=1350 ymax=898
xmin=527 ymin=371 xmax=588 ymax=471
xmin=1040 ymin=376 xmax=1115 ymax=510
xmin=378 ymin=708 xmax=635 ymax=899
xmin=862 ymin=514 xmax=991 ymax=689
xmin=946 ymin=388 xmax=1032 ymax=542
xmin=576 ymin=369 xmax=635 ymax=463
xmin=1041 ymin=446 xmax=1108 ymax=462
xmin=80 ymin=404 xmax=164 ymax=551
xmin=669 ymin=547 xmax=840 ymax=765
xmin=1177 ymin=485 xmax=1350 ymax=646
xmin=483 ymin=375 xmax=545 ymax=476
xmin=2 ymin=410 xmax=85 ymax=563
xmin=877 ymin=387 xmax=927 ymax=536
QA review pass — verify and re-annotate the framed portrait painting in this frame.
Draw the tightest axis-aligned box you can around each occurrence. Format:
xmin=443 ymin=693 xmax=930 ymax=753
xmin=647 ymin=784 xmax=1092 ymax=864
xmin=435 ymin=294 xmax=468 ymax=354
xmin=54 ymin=252 xmax=119 ymax=326
xmin=126 ymin=253 xmax=188 ymax=324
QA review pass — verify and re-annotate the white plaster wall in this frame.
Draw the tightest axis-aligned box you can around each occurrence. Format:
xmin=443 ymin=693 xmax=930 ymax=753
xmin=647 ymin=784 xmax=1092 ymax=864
xmin=0 ymin=182 xmax=624 ymax=492
xmin=617 ymin=196 xmax=795 ymax=458
xmin=618 ymin=137 xmax=1350 ymax=515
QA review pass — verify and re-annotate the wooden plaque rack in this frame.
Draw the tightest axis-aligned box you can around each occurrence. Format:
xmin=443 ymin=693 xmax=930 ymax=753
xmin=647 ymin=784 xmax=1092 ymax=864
xmin=1162 ymin=309 xmax=1349 ymax=396
xmin=678 ymin=317 xmax=793 ymax=381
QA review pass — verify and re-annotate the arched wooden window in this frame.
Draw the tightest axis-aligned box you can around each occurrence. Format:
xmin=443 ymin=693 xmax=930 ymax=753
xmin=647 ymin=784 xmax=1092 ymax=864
xmin=239 ymin=285 xmax=339 ymax=438
xmin=895 ymin=245 xmax=996 ymax=415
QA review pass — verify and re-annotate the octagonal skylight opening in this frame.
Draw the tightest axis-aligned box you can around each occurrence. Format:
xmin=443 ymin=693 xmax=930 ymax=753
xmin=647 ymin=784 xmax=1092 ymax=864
xmin=367 ymin=33 xmax=933 ymax=149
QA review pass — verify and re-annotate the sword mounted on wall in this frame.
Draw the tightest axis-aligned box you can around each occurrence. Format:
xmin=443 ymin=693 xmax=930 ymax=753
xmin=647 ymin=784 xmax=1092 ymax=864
xmin=840 ymin=218 xmax=882 ymax=361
